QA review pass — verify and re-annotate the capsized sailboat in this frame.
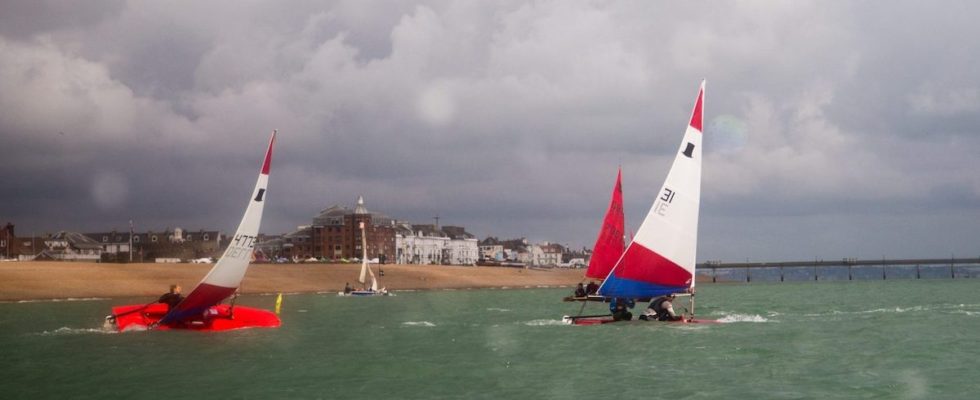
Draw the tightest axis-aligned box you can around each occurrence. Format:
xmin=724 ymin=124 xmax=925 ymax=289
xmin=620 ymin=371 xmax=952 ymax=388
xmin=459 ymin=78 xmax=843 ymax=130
xmin=338 ymin=220 xmax=390 ymax=296
xmin=564 ymin=81 xmax=719 ymax=325
xmin=563 ymin=167 xmax=625 ymax=302
xmin=106 ymin=131 xmax=282 ymax=332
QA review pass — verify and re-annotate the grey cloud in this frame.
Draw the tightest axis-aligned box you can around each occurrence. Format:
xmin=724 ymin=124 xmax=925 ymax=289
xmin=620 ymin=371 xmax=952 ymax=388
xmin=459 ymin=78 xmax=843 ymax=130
xmin=1 ymin=1 xmax=979 ymax=262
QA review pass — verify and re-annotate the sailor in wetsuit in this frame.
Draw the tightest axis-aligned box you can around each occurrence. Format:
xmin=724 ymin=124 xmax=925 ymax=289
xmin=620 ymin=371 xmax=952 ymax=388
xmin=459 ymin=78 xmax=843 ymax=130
xmin=609 ymin=298 xmax=635 ymax=321
xmin=158 ymin=284 xmax=183 ymax=311
xmin=585 ymin=281 xmax=599 ymax=295
xmin=641 ymin=294 xmax=684 ymax=321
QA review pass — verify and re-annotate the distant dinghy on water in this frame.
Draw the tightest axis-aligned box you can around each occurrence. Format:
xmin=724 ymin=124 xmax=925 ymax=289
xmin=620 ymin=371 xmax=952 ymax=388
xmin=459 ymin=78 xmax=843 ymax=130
xmin=106 ymin=131 xmax=282 ymax=332
xmin=338 ymin=220 xmax=391 ymax=297
xmin=564 ymin=81 xmax=721 ymax=325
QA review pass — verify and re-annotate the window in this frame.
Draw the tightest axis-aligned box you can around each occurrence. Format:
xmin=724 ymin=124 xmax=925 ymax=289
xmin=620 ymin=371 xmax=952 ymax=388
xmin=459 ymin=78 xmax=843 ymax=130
xmin=203 ymin=234 xmax=210 ymax=241
xmin=134 ymin=236 xmax=140 ymax=243
xmin=102 ymin=236 xmax=108 ymax=242
xmin=151 ymin=236 xmax=158 ymax=243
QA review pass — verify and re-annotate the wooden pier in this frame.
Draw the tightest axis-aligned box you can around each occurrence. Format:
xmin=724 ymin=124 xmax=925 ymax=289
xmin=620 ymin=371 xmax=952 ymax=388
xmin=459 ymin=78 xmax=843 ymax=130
xmin=698 ymin=257 xmax=980 ymax=283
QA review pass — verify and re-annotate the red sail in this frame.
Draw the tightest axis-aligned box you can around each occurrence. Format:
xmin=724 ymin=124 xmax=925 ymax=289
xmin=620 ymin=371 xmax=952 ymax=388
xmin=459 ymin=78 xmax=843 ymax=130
xmin=585 ymin=168 xmax=626 ymax=279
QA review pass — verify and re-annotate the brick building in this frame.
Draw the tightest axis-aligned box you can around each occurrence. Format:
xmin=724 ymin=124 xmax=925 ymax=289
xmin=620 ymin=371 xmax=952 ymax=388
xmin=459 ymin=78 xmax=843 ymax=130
xmin=0 ymin=222 xmax=44 ymax=260
xmin=1 ymin=222 xmax=16 ymax=259
xmin=311 ymin=196 xmax=396 ymax=261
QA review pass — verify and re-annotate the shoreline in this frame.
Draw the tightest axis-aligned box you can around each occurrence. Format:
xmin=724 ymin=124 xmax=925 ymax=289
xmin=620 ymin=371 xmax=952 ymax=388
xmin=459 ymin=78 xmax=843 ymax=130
xmin=0 ymin=261 xmax=593 ymax=301
xmin=0 ymin=261 xmax=725 ymax=301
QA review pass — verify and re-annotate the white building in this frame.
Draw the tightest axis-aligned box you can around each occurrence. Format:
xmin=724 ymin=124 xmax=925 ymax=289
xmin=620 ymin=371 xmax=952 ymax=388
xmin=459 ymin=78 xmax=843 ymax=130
xmin=38 ymin=231 xmax=103 ymax=261
xmin=395 ymin=224 xmax=478 ymax=266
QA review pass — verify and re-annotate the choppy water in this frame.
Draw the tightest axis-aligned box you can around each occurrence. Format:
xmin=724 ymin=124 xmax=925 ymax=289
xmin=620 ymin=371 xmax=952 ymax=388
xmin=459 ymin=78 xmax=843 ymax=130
xmin=2 ymin=280 xmax=979 ymax=399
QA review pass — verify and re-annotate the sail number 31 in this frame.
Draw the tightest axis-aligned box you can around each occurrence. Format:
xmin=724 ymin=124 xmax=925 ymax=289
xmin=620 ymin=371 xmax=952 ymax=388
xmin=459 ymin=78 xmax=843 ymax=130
xmin=654 ymin=188 xmax=676 ymax=216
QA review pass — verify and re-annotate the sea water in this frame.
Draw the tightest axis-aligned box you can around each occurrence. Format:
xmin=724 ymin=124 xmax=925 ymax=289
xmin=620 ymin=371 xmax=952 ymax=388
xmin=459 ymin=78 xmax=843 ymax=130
xmin=2 ymin=280 xmax=979 ymax=399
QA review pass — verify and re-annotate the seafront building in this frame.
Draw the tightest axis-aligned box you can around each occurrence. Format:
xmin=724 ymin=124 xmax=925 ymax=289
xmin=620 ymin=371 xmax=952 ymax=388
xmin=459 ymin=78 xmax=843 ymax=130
xmin=478 ymin=237 xmax=577 ymax=267
xmin=255 ymin=196 xmax=478 ymax=266
xmin=310 ymin=196 xmax=397 ymax=262
xmin=83 ymin=228 xmax=223 ymax=262
xmin=394 ymin=224 xmax=479 ymax=265
xmin=35 ymin=231 xmax=103 ymax=261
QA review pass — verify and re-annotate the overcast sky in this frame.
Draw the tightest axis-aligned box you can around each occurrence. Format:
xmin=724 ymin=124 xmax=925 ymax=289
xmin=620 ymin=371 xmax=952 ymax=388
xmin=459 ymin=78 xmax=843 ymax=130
xmin=1 ymin=1 xmax=978 ymax=262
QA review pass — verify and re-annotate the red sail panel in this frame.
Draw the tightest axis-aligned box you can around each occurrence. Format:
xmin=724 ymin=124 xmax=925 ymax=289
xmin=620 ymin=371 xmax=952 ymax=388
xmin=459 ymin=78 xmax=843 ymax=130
xmin=615 ymin=242 xmax=692 ymax=287
xmin=689 ymin=85 xmax=704 ymax=132
xmin=585 ymin=168 xmax=626 ymax=279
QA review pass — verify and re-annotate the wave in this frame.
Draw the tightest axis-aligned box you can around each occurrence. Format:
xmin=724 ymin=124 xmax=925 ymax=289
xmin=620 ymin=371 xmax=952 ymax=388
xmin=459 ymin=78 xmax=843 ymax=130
xmin=716 ymin=314 xmax=769 ymax=323
xmin=523 ymin=319 xmax=567 ymax=326
xmin=10 ymin=297 xmax=110 ymax=304
xmin=402 ymin=321 xmax=436 ymax=327
xmin=486 ymin=308 xmax=511 ymax=312
xmin=36 ymin=326 xmax=117 ymax=336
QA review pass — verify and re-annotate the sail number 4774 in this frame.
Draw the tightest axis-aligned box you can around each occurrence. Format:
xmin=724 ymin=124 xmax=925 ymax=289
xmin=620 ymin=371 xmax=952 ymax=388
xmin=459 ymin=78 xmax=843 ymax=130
xmin=225 ymin=234 xmax=257 ymax=259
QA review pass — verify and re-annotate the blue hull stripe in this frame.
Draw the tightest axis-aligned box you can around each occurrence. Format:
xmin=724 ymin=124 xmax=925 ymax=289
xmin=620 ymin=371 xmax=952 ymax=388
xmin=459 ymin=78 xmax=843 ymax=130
xmin=599 ymin=273 xmax=687 ymax=299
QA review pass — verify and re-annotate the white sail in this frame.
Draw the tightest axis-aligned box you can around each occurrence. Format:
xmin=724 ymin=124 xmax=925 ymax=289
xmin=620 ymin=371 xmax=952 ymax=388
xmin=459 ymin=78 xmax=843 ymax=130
xmin=358 ymin=221 xmax=368 ymax=285
xmin=599 ymin=81 xmax=704 ymax=299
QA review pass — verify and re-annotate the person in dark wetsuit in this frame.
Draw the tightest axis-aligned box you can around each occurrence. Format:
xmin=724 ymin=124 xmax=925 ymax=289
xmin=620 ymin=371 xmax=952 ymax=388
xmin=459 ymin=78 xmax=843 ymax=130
xmin=573 ymin=283 xmax=587 ymax=297
xmin=158 ymin=284 xmax=183 ymax=311
xmin=585 ymin=281 xmax=599 ymax=295
xmin=344 ymin=282 xmax=352 ymax=294
xmin=641 ymin=294 xmax=683 ymax=321
xmin=609 ymin=298 xmax=635 ymax=321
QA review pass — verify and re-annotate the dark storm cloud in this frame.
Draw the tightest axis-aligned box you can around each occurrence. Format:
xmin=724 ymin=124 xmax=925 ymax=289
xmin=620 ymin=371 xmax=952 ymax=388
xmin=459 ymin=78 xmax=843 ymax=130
xmin=1 ymin=1 xmax=978 ymax=261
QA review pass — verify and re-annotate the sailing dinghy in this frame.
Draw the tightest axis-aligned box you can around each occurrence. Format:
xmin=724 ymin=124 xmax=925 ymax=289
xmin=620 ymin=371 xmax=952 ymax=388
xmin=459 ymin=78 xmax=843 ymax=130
xmin=106 ymin=131 xmax=282 ymax=332
xmin=564 ymin=81 xmax=719 ymax=325
xmin=338 ymin=220 xmax=389 ymax=296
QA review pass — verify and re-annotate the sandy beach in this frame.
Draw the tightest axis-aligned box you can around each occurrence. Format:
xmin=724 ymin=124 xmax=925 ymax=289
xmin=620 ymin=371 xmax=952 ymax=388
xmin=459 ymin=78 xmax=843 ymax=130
xmin=0 ymin=261 xmax=596 ymax=301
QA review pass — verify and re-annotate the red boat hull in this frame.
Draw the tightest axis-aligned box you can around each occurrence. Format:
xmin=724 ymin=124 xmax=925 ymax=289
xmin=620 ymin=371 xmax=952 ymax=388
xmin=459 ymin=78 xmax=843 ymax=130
xmin=567 ymin=316 xmax=722 ymax=326
xmin=110 ymin=303 xmax=280 ymax=332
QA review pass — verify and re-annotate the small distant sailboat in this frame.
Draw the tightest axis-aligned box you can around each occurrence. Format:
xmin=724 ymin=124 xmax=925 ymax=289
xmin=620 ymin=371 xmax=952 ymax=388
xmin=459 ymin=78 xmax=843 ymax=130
xmin=564 ymin=167 xmax=625 ymax=301
xmin=339 ymin=221 xmax=390 ymax=296
xmin=106 ymin=131 xmax=282 ymax=332
xmin=564 ymin=81 xmax=719 ymax=325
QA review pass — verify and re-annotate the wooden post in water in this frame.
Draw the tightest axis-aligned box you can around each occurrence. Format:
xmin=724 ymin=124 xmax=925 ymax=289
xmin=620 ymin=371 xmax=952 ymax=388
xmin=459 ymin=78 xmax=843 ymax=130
xmin=882 ymin=257 xmax=887 ymax=280
xmin=848 ymin=264 xmax=853 ymax=280
xmin=951 ymin=258 xmax=955 ymax=279
xmin=712 ymin=266 xmax=717 ymax=283
xmin=780 ymin=266 xmax=784 ymax=282
xmin=916 ymin=264 xmax=920 ymax=279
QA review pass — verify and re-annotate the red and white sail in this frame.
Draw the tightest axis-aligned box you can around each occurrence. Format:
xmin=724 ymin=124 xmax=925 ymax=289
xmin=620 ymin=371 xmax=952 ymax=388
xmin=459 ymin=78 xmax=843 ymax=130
xmin=161 ymin=131 xmax=276 ymax=324
xmin=599 ymin=81 xmax=704 ymax=299
xmin=584 ymin=167 xmax=626 ymax=279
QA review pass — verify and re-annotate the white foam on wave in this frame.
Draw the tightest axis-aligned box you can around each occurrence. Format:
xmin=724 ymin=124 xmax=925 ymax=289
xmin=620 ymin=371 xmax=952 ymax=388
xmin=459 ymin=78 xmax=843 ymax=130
xmin=524 ymin=319 xmax=567 ymax=326
xmin=37 ymin=326 xmax=117 ymax=336
xmin=402 ymin=321 xmax=436 ymax=327
xmin=486 ymin=307 xmax=511 ymax=312
xmin=14 ymin=297 xmax=109 ymax=304
xmin=717 ymin=314 xmax=769 ymax=323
